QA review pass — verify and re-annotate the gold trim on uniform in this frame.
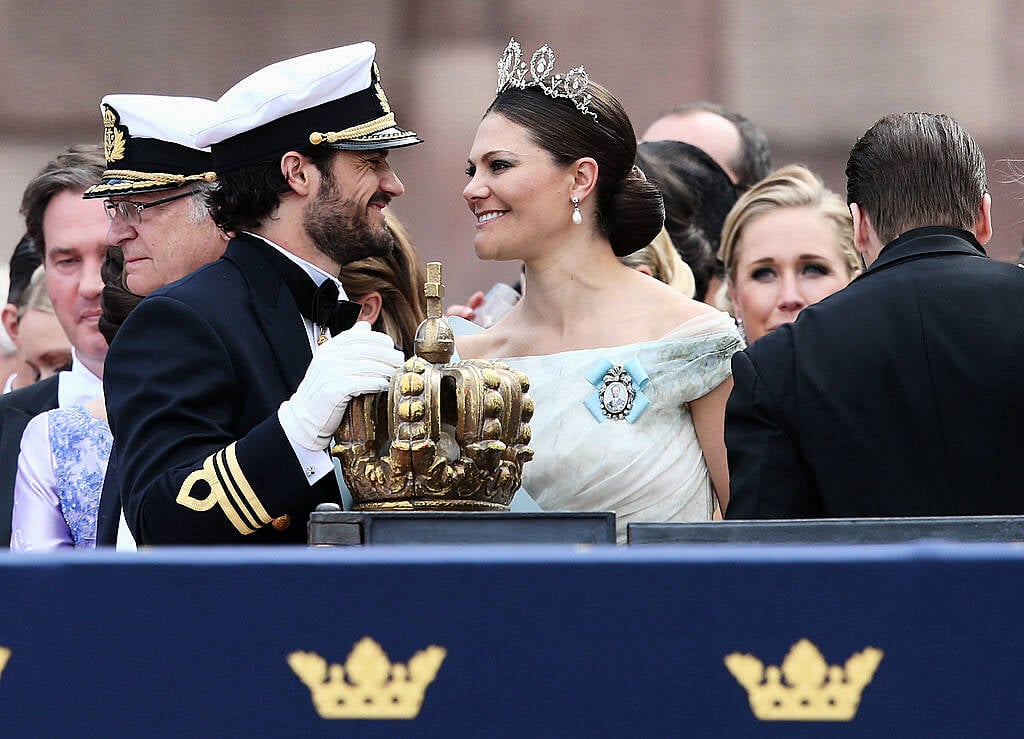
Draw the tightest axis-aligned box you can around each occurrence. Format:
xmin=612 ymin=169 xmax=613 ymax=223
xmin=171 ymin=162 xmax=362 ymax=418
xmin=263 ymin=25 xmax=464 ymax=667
xmin=308 ymin=113 xmax=396 ymax=145
xmin=84 ymin=169 xmax=218 ymax=197
xmin=176 ymin=443 xmax=273 ymax=535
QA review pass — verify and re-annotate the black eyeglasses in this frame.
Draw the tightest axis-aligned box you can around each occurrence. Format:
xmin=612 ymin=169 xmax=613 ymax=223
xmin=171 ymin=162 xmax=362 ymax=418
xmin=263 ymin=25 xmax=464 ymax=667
xmin=103 ymin=189 xmax=197 ymax=226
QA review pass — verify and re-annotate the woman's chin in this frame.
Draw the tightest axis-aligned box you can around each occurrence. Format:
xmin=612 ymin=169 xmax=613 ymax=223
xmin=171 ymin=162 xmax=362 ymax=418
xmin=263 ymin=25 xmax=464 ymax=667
xmin=473 ymin=240 xmax=508 ymax=262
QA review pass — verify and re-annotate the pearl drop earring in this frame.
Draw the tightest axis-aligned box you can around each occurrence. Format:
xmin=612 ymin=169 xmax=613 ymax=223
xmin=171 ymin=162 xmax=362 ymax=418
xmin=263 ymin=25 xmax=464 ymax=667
xmin=571 ymin=196 xmax=582 ymax=225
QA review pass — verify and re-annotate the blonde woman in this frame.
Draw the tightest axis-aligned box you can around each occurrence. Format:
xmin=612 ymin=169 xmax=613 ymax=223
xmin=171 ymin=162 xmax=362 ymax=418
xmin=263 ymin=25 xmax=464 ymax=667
xmin=719 ymin=165 xmax=862 ymax=343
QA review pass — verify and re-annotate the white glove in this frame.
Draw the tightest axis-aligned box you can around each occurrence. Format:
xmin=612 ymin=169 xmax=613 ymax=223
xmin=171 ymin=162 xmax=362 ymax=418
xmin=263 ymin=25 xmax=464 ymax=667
xmin=279 ymin=321 xmax=404 ymax=451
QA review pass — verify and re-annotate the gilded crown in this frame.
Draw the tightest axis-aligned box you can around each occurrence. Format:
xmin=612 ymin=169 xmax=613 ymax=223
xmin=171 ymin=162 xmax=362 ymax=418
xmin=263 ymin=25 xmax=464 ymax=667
xmin=725 ymin=639 xmax=883 ymax=722
xmin=495 ymin=37 xmax=596 ymax=121
xmin=288 ymin=637 xmax=445 ymax=720
xmin=333 ymin=262 xmax=534 ymax=510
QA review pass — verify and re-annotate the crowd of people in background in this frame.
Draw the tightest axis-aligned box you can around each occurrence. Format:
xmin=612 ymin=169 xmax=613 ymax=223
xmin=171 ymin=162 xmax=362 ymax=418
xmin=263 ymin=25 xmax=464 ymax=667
xmin=3 ymin=35 xmax=1023 ymax=550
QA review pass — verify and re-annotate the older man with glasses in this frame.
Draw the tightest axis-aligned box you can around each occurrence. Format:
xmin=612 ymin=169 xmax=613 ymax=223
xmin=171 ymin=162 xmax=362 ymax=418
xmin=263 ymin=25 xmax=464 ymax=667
xmin=86 ymin=94 xmax=227 ymax=298
xmin=80 ymin=94 xmax=228 ymax=547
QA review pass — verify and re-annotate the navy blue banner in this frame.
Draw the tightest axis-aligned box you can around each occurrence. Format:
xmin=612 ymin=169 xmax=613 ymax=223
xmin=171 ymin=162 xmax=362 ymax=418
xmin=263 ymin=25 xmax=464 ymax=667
xmin=0 ymin=543 xmax=1019 ymax=736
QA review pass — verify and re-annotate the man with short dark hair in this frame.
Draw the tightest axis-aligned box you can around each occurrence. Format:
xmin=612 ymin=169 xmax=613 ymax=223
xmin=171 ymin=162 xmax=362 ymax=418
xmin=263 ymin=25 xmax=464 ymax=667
xmin=0 ymin=146 xmax=108 ymax=544
xmin=642 ymin=102 xmax=772 ymax=191
xmin=726 ymin=112 xmax=1024 ymax=519
xmin=104 ymin=43 xmax=416 ymax=544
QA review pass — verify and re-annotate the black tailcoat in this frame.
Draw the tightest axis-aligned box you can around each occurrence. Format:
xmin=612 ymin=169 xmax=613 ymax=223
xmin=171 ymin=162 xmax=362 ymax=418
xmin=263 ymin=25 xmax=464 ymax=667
xmin=0 ymin=375 xmax=59 ymax=544
xmin=103 ymin=234 xmax=340 ymax=544
xmin=726 ymin=227 xmax=1024 ymax=519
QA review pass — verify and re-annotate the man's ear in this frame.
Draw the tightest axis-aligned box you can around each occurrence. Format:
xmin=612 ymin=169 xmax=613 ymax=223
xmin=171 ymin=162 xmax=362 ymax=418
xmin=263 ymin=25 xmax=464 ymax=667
xmin=356 ymin=290 xmax=383 ymax=326
xmin=280 ymin=151 xmax=313 ymax=196
xmin=974 ymin=192 xmax=993 ymax=245
xmin=1 ymin=303 xmax=20 ymax=347
xmin=849 ymin=203 xmax=875 ymax=256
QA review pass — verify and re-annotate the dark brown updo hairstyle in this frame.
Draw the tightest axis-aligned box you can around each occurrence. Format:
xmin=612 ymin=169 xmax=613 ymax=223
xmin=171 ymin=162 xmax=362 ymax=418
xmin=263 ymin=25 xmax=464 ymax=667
xmin=636 ymin=140 xmax=738 ymax=301
xmin=487 ymin=82 xmax=664 ymax=257
xmin=99 ymin=246 xmax=144 ymax=347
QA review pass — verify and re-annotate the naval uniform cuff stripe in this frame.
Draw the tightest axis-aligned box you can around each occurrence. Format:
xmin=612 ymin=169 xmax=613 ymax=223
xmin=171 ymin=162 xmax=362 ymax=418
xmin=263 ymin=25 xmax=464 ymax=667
xmin=212 ymin=450 xmax=260 ymax=532
xmin=224 ymin=443 xmax=273 ymax=525
xmin=175 ymin=450 xmax=257 ymax=535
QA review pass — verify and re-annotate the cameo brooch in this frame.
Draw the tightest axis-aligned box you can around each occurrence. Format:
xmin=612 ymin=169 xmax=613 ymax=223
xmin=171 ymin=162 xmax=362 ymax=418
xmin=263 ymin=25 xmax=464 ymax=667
xmin=584 ymin=359 xmax=650 ymax=423
xmin=598 ymin=365 xmax=635 ymax=420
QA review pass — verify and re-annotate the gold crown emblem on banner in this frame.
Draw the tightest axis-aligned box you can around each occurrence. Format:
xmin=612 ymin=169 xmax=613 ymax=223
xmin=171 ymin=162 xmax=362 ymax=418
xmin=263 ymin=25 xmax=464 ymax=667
xmin=333 ymin=262 xmax=534 ymax=510
xmin=288 ymin=638 xmax=446 ymax=720
xmin=0 ymin=646 xmax=9 ymax=679
xmin=725 ymin=639 xmax=883 ymax=721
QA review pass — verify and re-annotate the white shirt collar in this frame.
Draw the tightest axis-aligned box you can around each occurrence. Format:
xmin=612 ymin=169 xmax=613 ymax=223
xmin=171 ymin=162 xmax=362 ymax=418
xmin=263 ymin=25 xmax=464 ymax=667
xmin=243 ymin=232 xmax=348 ymax=298
xmin=58 ymin=347 xmax=103 ymax=407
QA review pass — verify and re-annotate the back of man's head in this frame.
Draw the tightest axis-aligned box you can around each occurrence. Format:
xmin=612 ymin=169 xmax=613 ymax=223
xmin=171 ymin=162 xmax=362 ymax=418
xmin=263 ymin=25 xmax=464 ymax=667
xmin=651 ymin=102 xmax=772 ymax=190
xmin=20 ymin=144 xmax=106 ymax=256
xmin=846 ymin=112 xmax=986 ymax=245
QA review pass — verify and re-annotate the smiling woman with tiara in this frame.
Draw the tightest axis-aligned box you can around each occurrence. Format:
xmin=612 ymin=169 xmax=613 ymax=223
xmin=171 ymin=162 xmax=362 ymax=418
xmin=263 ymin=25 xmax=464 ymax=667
xmin=455 ymin=38 xmax=743 ymax=540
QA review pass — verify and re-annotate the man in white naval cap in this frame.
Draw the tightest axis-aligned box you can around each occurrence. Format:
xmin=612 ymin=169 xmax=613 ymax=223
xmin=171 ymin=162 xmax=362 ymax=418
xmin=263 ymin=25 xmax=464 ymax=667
xmin=84 ymin=94 xmax=227 ymax=296
xmin=81 ymin=94 xmax=229 ymax=546
xmin=103 ymin=42 xmax=419 ymax=544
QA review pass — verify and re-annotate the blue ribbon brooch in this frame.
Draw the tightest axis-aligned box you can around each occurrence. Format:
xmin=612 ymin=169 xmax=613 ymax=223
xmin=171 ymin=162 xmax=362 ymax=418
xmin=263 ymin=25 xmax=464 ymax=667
xmin=583 ymin=358 xmax=650 ymax=423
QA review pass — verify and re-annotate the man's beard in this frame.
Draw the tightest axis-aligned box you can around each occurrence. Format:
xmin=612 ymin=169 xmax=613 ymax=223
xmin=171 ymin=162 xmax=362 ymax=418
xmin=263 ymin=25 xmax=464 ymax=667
xmin=304 ymin=174 xmax=395 ymax=267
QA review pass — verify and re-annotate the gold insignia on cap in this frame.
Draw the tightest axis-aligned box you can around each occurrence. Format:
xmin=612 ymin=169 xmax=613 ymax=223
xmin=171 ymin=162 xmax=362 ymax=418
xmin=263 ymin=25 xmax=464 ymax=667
xmin=725 ymin=639 xmax=883 ymax=721
xmin=372 ymin=63 xmax=392 ymax=114
xmin=0 ymin=646 xmax=11 ymax=680
xmin=101 ymin=104 xmax=127 ymax=164
xmin=288 ymin=638 xmax=446 ymax=720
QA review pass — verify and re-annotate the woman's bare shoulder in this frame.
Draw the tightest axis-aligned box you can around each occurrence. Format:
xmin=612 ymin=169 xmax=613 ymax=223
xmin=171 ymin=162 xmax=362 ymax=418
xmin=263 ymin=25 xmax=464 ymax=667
xmin=631 ymin=274 xmax=722 ymax=334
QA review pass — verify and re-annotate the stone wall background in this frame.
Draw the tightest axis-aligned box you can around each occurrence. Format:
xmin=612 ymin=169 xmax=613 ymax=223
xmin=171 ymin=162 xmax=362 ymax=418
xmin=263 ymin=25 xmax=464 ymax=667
xmin=1 ymin=1 xmax=1022 ymax=298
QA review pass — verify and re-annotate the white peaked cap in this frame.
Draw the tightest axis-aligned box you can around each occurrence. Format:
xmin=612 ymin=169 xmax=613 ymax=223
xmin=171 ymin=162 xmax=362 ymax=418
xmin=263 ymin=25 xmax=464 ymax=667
xmin=84 ymin=94 xmax=217 ymax=197
xmin=194 ymin=42 xmax=421 ymax=172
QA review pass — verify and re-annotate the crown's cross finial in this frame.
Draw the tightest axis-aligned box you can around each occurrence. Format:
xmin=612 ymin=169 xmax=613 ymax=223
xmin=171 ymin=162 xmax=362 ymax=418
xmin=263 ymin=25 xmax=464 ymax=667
xmin=425 ymin=262 xmax=444 ymax=320
xmin=414 ymin=261 xmax=454 ymax=364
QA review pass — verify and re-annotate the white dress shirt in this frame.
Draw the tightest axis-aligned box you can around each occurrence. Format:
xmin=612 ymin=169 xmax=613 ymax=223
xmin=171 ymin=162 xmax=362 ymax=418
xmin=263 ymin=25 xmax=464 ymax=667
xmin=244 ymin=233 xmax=343 ymax=485
xmin=57 ymin=348 xmax=103 ymax=408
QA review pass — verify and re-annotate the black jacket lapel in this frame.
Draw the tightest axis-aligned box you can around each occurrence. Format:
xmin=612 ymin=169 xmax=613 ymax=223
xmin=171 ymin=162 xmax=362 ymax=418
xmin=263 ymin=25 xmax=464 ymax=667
xmin=224 ymin=234 xmax=313 ymax=392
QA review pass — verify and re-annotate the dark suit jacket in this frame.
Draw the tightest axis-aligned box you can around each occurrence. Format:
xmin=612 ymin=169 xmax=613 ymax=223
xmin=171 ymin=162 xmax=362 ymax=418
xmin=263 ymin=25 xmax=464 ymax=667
xmin=103 ymin=234 xmax=340 ymax=544
xmin=726 ymin=226 xmax=1024 ymax=519
xmin=0 ymin=374 xmax=59 ymax=545
xmin=94 ymin=450 xmax=120 ymax=546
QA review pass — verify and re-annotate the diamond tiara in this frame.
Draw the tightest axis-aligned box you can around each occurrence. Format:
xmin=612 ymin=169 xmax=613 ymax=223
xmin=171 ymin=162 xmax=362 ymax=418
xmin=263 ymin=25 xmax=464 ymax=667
xmin=495 ymin=37 xmax=597 ymax=121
